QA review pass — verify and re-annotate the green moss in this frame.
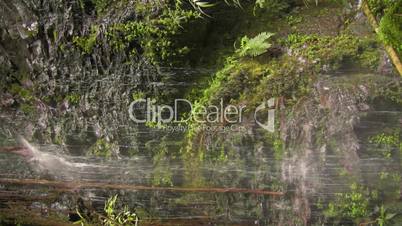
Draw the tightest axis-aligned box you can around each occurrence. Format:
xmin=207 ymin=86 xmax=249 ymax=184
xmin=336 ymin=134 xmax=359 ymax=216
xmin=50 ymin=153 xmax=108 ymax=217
xmin=20 ymin=103 xmax=35 ymax=115
xmin=251 ymin=56 xmax=312 ymax=106
xmin=265 ymin=132 xmax=284 ymax=160
xmin=359 ymin=47 xmax=380 ymax=70
xmin=131 ymin=91 xmax=145 ymax=100
xmin=378 ymin=1 xmax=402 ymax=57
xmin=367 ymin=0 xmax=396 ymax=17
xmin=286 ymin=15 xmax=303 ymax=26
xmin=372 ymin=78 xmax=402 ymax=104
xmin=367 ymin=0 xmax=401 ymax=57
xmin=9 ymin=83 xmax=37 ymax=115
xmin=9 ymin=84 xmax=34 ymax=101
xmin=190 ymin=55 xmax=240 ymax=106
xmin=152 ymin=147 xmax=174 ymax=186
xmin=65 ymin=93 xmax=80 ymax=105
xmin=92 ymin=0 xmax=111 ymax=14
xmin=88 ymin=138 xmax=113 ymax=158
xmin=73 ymin=25 xmax=98 ymax=54
xmin=287 ymin=33 xmax=356 ymax=63
xmin=284 ymin=33 xmax=381 ymax=71
xmin=105 ymin=1 xmax=199 ymax=65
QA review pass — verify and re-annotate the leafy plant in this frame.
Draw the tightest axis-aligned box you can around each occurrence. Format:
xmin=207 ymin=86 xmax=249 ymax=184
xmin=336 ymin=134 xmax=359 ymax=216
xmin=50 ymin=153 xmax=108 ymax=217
xmin=73 ymin=25 xmax=99 ymax=54
xmin=87 ymin=139 xmax=114 ymax=158
xmin=376 ymin=205 xmax=397 ymax=226
xmin=370 ymin=131 xmax=399 ymax=146
xmin=324 ymin=183 xmax=370 ymax=220
xmin=66 ymin=93 xmax=81 ymax=105
xmin=235 ymin=32 xmax=275 ymax=57
xmin=103 ymin=195 xmax=138 ymax=226
xmin=75 ymin=195 xmax=138 ymax=226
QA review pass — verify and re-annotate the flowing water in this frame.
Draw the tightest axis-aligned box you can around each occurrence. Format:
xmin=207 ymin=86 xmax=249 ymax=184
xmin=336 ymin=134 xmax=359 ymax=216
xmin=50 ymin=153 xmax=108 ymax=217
xmin=0 ymin=0 xmax=401 ymax=225
xmin=0 ymin=72 xmax=401 ymax=225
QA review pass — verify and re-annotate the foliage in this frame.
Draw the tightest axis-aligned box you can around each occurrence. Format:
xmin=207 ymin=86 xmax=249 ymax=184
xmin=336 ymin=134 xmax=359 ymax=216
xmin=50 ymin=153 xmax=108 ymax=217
xmin=66 ymin=93 xmax=81 ymax=105
xmin=73 ymin=1 xmax=199 ymax=64
xmin=373 ymin=79 xmax=402 ymax=104
xmin=192 ymin=55 xmax=239 ymax=107
xmin=369 ymin=129 xmax=401 ymax=158
xmin=87 ymin=139 xmax=114 ymax=158
xmin=146 ymin=136 xmax=181 ymax=186
xmin=73 ymin=26 xmax=99 ymax=54
xmin=20 ymin=103 xmax=36 ymax=115
xmin=325 ymin=183 xmax=370 ymax=220
xmin=253 ymin=56 xmax=312 ymax=106
xmin=10 ymin=84 xmax=34 ymax=101
xmin=285 ymin=33 xmax=381 ymax=71
xmin=376 ymin=205 xmax=397 ymax=226
xmin=75 ymin=195 xmax=138 ymax=226
xmin=106 ymin=1 xmax=199 ymax=64
xmin=378 ymin=1 xmax=402 ymax=57
xmin=103 ymin=195 xmax=138 ymax=226
xmin=265 ymin=132 xmax=284 ymax=160
xmin=235 ymin=32 xmax=275 ymax=57
xmin=8 ymin=83 xmax=37 ymax=115
xmin=92 ymin=0 xmax=112 ymax=14
xmin=286 ymin=15 xmax=303 ymax=26
xmin=189 ymin=0 xmax=241 ymax=15
xmin=254 ymin=0 xmax=290 ymax=15
xmin=366 ymin=0 xmax=396 ymax=17
xmin=369 ymin=130 xmax=400 ymax=147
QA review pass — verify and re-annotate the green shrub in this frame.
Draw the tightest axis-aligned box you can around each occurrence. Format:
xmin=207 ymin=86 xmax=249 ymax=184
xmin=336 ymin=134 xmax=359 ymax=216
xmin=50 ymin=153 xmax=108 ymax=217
xmin=378 ymin=1 xmax=402 ymax=57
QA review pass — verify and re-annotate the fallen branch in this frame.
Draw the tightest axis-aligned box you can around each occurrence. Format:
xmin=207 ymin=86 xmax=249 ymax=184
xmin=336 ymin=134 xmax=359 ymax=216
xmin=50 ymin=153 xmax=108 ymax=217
xmin=361 ymin=0 xmax=402 ymax=76
xmin=0 ymin=178 xmax=284 ymax=196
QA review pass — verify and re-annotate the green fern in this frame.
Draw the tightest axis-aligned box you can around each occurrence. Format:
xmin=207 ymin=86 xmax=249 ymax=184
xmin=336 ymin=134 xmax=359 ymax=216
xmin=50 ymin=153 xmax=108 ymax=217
xmin=236 ymin=32 xmax=275 ymax=57
xmin=189 ymin=0 xmax=242 ymax=15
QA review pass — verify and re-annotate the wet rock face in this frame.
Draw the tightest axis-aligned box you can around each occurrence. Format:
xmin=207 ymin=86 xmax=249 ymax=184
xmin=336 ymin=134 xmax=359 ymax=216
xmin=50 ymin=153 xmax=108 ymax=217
xmin=0 ymin=0 xmax=165 ymax=151
xmin=280 ymin=73 xmax=400 ymax=223
xmin=282 ymin=75 xmax=370 ymax=170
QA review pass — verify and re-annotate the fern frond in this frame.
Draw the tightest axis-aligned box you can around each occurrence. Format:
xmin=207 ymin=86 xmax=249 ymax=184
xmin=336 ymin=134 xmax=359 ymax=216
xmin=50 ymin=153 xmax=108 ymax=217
xmin=236 ymin=32 xmax=275 ymax=57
